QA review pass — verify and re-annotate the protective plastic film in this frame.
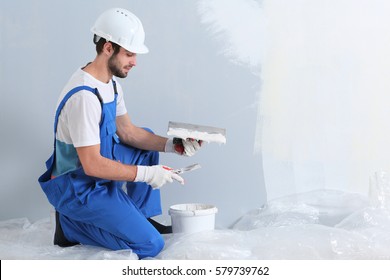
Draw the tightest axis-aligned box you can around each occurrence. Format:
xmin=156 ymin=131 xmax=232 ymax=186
xmin=2 ymin=188 xmax=390 ymax=259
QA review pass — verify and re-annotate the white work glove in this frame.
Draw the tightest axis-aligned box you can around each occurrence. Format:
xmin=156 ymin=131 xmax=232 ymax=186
xmin=134 ymin=165 xmax=184 ymax=189
xmin=165 ymin=138 xmax=202 ymax=157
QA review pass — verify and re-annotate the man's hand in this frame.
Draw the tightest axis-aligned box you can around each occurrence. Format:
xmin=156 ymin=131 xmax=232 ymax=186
xmin=134 ymin=165 xmax=184 ymax=189
xmin=165 ymin=138 xmax=202 ymax=157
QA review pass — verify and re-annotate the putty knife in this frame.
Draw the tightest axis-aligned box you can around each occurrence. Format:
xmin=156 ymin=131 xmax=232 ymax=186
xmin=167 ymin=121 xmax=226 ymax=144
xmin=173 ymin=163 xmax=201 ymax=174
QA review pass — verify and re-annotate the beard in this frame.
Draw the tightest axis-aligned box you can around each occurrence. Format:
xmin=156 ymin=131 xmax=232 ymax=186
xmin=108 ymin=54 xmax=128 ymax=78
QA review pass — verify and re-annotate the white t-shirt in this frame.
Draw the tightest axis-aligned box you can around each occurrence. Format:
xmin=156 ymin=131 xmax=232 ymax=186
xmin=52 ymin=68 xmax=127 ymax=176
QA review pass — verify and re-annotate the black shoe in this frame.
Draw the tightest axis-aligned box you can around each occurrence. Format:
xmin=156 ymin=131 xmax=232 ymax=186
xmin=54 ymin=211 xmax=79 ymax=247
xmin=147 ymin=218 xmax=172 ymax=234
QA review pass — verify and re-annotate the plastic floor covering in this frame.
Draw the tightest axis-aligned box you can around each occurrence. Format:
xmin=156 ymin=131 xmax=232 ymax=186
xmin=1 ymin=189 xmax=390 ymax=260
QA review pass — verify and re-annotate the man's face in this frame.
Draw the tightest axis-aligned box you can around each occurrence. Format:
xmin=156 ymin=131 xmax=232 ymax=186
xmin=108 ymin=47 xmax=137 ymax=78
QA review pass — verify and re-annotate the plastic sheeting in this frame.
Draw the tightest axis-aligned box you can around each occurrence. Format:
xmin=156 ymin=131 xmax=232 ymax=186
xmin=1 ymin=188 xmax=390 ymax=260
xmin=0 ymin=217 xmax=138 ymax=260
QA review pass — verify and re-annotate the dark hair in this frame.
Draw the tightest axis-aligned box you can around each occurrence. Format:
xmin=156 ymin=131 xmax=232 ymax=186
xmin=93 ymin=35 xmax=121 ymax=55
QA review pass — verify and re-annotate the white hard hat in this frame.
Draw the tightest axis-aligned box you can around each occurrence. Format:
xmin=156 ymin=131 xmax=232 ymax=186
xmin=91 ymin=8 xmax=149 ymax=54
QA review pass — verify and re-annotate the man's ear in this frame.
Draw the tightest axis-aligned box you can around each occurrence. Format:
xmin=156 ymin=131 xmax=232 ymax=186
xmin=102 ymin=41 xmax=114 ymax=56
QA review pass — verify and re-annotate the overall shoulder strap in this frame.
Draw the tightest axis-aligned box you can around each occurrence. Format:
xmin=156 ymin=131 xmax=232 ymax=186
xmin=112 ymin=79 xmax=118 ymax=95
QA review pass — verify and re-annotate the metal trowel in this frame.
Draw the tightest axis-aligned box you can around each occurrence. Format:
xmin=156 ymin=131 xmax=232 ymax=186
xmin=167 ymin=121 xmax=226 ymax=144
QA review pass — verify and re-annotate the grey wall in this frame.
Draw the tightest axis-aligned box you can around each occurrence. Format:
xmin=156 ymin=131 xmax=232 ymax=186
xmin=0 ymin=0 xmax=264 ymax=228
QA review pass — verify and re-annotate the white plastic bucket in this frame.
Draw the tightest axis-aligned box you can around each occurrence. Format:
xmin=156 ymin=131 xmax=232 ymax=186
xmin=169 ymin=203 xmax=218 ymax=234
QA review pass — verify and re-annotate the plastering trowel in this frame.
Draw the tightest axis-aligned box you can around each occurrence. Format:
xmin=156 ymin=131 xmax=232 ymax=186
xmin=167 ymin=121 xmax=226 ymax=144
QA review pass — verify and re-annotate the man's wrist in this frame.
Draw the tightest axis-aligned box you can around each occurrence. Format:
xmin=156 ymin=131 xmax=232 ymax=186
xmin=134 ymin=165 xmax=146 ymax=182
xmin=164 ymin=138 xmax=175 ymax=153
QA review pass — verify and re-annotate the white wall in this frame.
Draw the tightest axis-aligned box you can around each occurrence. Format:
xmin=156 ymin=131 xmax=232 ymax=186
xmin=260 ymin=0 xmax=390 ymax=199
xmin=0 ymin=0 xmax=264 ymax=228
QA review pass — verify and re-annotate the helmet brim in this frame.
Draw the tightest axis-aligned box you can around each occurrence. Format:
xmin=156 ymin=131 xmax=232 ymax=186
xmin=127 ymin=45 xmax=149 ymax=54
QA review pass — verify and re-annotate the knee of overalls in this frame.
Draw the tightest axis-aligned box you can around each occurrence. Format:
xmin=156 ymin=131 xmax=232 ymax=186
xmin=139 ymin=234 xmax=165 ymax=259
xmin=113 ymin=127 xmax=159 ymax=166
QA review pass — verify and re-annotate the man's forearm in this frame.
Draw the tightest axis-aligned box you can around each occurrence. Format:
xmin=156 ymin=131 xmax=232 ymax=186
xmin=77 ymin=145 xmax=137 ymax=181
xmin=120 ymin=126 xmax=168 ymax=152
xmin=116 ymin=114 xmax=168 ymax=152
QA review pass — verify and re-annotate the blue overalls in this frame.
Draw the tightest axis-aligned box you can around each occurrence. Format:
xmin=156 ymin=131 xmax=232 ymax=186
xmin=38 ymin=83 xmax=164 ymax=259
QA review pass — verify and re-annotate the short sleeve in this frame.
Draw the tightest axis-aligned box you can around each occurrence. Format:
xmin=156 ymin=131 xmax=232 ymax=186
xmin=65 ymin=92 xmax=102 ymax=147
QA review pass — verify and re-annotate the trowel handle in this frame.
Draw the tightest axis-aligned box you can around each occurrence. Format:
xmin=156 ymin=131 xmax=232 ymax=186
xmin=173 ymin=137 xmax=183 ymax=145
xmin=173 ymin=137 xmax=200 ymax=144
xmin=172 ymin=137 xmax=202 ymax=156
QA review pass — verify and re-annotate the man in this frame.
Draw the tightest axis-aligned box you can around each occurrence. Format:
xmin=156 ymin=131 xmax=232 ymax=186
xmin=38 ymin=8 xmax=202 ymax=259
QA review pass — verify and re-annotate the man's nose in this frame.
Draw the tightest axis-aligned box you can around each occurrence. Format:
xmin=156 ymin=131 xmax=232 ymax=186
xmin=130 ymin=56 xmax=137 ymax=66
